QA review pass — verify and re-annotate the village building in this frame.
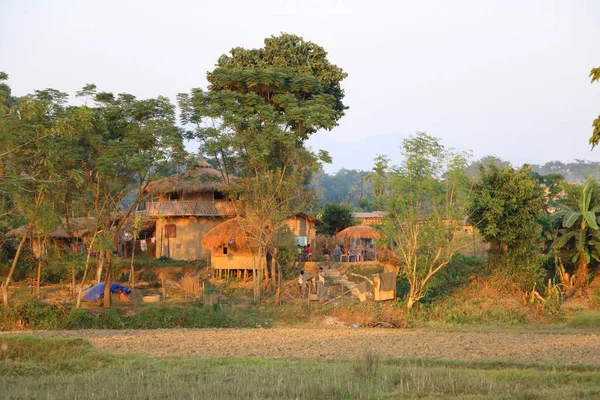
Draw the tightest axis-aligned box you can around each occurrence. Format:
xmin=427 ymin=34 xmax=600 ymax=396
xmin=352 ymin=211 xmax=387 ymax=226
xmin=143 ymin=156 xmax=235 ymax=261
xmin=143 ymin=155 xmax=319 ymax=263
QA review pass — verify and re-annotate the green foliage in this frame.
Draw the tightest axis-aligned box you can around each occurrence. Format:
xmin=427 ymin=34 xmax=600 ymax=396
xmin=567 ymin=312 xmax=600 ymax=328
xmin=589 ymin=66 xmax=600 ymax=148
xmin=420 ymin=255 xmax=487 ymax=303
xmin=380 ymin=132 xmax=471 ymax=309
xmin=99 ymin=309 xmax=125 ymax=329
xmin=64 ymin=308 xmax=98 ymax=329
xmin=11 ymin=298 xmax=66 ymax=330
xmin=468 ymin=163 xmax=545 ymax=288
xmin=316 ymin=203 xmax=356 ymax=235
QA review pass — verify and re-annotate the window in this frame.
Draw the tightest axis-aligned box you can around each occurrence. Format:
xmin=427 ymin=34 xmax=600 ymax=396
xmin=214 ymin=191 xmax=225 ymax=200
xmin=165 ymin=224 xmax=176 ymax=238
xmin=169 ymin=192 xmax=180 ymax=200
xmin=222 ymin=247 xmax=228 ymax=255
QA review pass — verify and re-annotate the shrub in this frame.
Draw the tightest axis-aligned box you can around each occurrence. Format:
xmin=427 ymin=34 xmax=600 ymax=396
xmin=0 ymin=307 xmax=19 ymax=331
xmin=64 ymin=308 xmax=98 ymax=330
xmin=13 ymin=298 xmax=65 ymax=330
xmin=99 ymin=309 xmax=124 ymax=329
xmin=126 ymin=306 xmax=183 ymax=329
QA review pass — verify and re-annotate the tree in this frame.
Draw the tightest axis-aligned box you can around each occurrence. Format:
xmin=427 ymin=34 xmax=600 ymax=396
xmin=467 ymin=163 xmax=545 ymax=288
xmin=179 ymin=33 xmax=347 ymax=300
xmin=590 ymin=67 xmax=600 ymax=148
xmin=316 ymin=203 xmax=355 ymax=236
xmin=552 ymin=180 xmax=600 ymax=288
xmin=380 ymin=132 xmax=471 ymax=309
xmin=74 ymin=87 xmax=185 ymax=307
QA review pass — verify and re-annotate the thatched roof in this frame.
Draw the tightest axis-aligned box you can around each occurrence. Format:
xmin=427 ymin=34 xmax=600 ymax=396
xmin=336 ymin=225 xmax=381 ymax=240
xmin=145 ymin=155 xmax=227 ymax=195
xmin=6 ymin=217 xmax=98 ymax=239
xmin=201 ymin=217 xmax=260 ymax=251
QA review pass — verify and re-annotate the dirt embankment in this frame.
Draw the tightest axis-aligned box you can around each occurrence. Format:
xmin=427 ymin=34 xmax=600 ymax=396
xmin=11 ymin=328 xmax=600 ymax=365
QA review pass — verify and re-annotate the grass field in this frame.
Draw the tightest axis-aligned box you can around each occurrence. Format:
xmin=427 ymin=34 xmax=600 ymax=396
xmin=2 ymin=336 xmax=600 ymax=399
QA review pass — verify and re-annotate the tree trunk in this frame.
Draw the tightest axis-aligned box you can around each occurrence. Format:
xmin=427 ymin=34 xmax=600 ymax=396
xmin=2 ymin=233 xmax=28 ymax=307
xmin=253 ymin=249 xmax=263 ymax=302
xmin=575 ymin=251 xmax=589 ymax=288
xmin=103 ymin=251 xmax=112 ymax=308
xmin=36 ymin=258 xmax=43 ymax=297
xmin=130 ymin=242 xmax=136 ymax=289
xmin=96 ymin=253 xmax=104 ymax=283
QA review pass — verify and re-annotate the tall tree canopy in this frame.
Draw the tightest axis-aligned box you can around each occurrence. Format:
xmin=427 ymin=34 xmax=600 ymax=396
xmin=179 ymin=34 xmax=347 ymax=299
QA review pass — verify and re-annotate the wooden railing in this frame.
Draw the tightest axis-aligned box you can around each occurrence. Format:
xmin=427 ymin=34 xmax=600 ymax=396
xmin=146 ymin=201 xmax=236 ymax=217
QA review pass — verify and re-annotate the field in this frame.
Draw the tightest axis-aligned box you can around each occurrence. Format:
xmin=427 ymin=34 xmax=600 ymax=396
xmin=2 ymin=329 xmax=600 ymax=399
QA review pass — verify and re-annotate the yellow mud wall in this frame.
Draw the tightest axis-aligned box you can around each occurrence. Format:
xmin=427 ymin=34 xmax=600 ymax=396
xmin=155 ymin=217 xmax=224 ymax=261
xmin=211 ymin=251 xmax=255 ymax=270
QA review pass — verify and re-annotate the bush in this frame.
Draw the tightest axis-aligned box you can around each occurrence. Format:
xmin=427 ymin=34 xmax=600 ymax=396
xmin=64 ymin=308 xmax=98 ymax=330
xmin=0 ymin=307 xmax=19 ymax=331
xmin=13 ymin=299 xmax=65 ymax=330
xmin=99 ymin=309 xmax=124 ymax=329
xmin=126 ymin=306 xmax=183 ymax=329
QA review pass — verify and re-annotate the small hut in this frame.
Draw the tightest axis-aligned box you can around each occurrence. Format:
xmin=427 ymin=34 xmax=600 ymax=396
xmin=201 ymin=217 xmax=259 ymax=279
xmin=336 ymin=225 xmax=380 ymax=261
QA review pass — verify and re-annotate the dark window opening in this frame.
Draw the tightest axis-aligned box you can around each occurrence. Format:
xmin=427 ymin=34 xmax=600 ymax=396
xmin=214 ymin=191 xmax=225 ymax=200
xmin=169 ymin=192 xmax=180 ymax=200
xmin=165 ymin=224 xmax=176 ymax=238
xmin=223 ymin=247 xmax=228 ymax=255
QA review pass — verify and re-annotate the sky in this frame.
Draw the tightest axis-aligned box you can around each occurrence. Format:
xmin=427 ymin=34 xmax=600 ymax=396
xmin=2 ymin=0 xmax=599 ymax=173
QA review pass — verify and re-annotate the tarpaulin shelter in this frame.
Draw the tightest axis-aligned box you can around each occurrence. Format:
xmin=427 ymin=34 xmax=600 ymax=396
xmin=82 ymin=282 xmax=132 ymax=302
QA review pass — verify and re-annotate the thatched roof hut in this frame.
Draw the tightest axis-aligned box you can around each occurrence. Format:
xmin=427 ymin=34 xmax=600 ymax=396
xmin=201 ymin=217 xmax=260 ymax=251
xmin=5 ymin=217 xmax=98 ymax=239
xmin=145 ymin=155 xmax=227 ymax=195
xmin=336 ymin=225 xmax=380 ymax=240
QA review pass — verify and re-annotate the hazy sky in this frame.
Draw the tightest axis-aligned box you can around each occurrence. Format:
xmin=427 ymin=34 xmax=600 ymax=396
xmin=2 ymin=0 xmax=599 ymax=173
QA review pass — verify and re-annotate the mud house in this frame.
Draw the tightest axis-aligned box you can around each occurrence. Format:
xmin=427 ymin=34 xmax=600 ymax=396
xmin=203 ymin=214 xmax=319 ymax=277
xmin=144 ymin=156 xmax=235 ymax=261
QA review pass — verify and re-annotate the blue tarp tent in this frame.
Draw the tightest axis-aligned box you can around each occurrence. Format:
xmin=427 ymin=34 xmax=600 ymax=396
xmin=82 ymin=282 xmax=132 ymax=302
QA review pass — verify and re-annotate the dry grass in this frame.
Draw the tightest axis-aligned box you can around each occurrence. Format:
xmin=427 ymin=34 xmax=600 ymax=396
xmin=2 ymin=336 xmax=600 ymax=399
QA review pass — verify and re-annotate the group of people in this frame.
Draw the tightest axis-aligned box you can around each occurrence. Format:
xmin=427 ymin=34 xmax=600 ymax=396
xmin=328 ymin=244 xmax=361 ymax=262
xmin=296 ymin=244 xmax=313 ymax=262
xmin=296 ymin=243 xmax=366 ymax=263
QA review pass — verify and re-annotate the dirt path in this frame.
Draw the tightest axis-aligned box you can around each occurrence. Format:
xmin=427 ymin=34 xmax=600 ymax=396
xmin=8 ymin=328 xmax=600 ymax=365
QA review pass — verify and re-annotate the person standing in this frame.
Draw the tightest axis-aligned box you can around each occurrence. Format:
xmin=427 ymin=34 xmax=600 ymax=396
xmin=306 ymin=244 xmax=313 ymax=261
xmin=322 ymin=246 xmax=330 ymax=262
xmin=333 ymin=245 xmax=341 ymax=262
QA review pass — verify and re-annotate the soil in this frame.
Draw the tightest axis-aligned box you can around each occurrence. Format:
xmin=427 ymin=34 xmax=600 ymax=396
xmin=10 ymin=328 xmax=600 ymax=365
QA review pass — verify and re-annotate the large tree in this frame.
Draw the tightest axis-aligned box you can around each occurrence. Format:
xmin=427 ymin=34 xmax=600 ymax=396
xmin=380 ymin=132 xmax=471 ymax=309
xmin=179 ymin=33 xmax=347 ymax=300
xmin=467 ymin=163 xmax=545 ymax=288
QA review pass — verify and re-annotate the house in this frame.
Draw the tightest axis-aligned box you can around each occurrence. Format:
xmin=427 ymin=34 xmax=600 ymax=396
xmin=286 ymin=212 xmax=318 ymax=246
xmin=203 ymin=213 xmax=320 ymax=277
xmin=144 ymin=155 xmax=235 ymax=261
xmin=352 ymin=211 xmax=387 ymax=226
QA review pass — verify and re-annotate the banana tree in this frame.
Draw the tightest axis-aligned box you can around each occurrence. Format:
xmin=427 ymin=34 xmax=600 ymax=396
xmin=552 ymin=181 xmax=600 ymax=288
